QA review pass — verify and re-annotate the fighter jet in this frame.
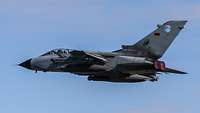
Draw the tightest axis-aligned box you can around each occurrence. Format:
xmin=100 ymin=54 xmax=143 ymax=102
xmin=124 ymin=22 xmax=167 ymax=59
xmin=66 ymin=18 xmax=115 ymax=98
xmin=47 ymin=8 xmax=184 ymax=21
xmin=19 ymin=20 xmax=187 ymax=83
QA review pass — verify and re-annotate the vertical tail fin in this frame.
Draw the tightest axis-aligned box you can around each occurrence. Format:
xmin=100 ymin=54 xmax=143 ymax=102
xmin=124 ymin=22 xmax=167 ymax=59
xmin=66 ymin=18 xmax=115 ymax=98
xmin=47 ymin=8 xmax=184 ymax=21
xmin=122 ymin=20 xmax=187 ymax=59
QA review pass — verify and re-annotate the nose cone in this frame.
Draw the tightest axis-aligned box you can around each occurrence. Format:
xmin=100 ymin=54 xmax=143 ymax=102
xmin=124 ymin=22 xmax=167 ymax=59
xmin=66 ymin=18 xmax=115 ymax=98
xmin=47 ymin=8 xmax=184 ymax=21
xmin=19 ymin=59 xmax=32 ymax=70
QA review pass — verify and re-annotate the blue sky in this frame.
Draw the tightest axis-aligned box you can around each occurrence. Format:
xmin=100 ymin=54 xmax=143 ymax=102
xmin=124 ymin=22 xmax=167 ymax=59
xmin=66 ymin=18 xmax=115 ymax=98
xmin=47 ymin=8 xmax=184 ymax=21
xmin=0 ymin=0 xmax=200 ymax=113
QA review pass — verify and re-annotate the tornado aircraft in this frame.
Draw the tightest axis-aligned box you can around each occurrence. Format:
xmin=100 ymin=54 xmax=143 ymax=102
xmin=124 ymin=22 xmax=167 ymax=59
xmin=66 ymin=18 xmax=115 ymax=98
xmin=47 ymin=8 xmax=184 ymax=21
xmin=19 ymin=20 xmax=187 ymax=83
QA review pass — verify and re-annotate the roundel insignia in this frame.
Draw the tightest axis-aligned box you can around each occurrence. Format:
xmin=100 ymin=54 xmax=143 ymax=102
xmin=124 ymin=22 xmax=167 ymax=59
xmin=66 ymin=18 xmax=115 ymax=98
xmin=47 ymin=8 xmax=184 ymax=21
xmin=164 ymin=25 xmax=171 ymax=33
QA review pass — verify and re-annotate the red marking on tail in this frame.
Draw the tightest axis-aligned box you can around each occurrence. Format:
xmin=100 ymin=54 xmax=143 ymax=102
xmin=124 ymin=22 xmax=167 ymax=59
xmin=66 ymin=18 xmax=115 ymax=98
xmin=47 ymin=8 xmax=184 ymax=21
xmin=154 ymin=32 xmax=160 ymax=36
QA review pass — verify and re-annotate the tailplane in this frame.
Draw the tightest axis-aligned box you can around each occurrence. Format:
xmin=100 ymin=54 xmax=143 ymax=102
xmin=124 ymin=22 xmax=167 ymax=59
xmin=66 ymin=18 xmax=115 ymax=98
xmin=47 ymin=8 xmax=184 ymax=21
xmin=162 ymin=67 xmax=187 ymax=74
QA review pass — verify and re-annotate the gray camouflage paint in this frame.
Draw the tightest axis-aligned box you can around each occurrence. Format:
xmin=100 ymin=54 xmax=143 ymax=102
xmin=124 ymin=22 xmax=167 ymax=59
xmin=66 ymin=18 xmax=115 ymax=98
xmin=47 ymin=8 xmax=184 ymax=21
xmin=19 ymin=20 xmax=187 ymax=83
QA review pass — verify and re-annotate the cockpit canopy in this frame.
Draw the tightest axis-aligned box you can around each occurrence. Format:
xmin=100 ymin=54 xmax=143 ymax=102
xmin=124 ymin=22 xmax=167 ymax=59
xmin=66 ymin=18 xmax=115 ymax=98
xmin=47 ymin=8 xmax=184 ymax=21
xmin=41 ymin=48 xmax=74 ymax=56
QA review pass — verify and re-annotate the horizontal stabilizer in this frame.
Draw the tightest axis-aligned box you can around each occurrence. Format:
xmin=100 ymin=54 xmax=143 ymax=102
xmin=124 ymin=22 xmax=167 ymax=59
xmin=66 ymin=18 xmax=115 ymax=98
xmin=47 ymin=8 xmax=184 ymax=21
xmin=163 ymin=67 xmax=187 ymax=74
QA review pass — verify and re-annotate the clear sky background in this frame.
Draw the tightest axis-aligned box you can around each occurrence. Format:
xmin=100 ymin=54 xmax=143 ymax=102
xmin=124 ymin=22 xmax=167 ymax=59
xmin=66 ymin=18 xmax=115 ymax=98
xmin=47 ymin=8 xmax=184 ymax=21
xmin=0 ymin=0 xmax=199 ymax=113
